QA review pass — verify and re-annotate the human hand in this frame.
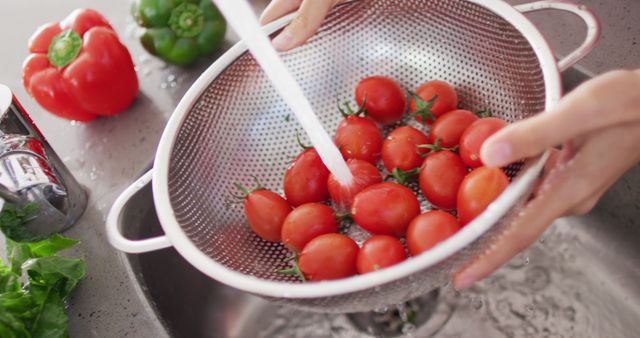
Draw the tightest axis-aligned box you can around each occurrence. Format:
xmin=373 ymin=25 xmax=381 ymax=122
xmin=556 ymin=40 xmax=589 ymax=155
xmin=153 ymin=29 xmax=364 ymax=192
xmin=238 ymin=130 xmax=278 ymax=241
xmin=453 ymin=69 xmax=640 ymax=290
xmin=259 ymin=0 xmax=343 ymax=51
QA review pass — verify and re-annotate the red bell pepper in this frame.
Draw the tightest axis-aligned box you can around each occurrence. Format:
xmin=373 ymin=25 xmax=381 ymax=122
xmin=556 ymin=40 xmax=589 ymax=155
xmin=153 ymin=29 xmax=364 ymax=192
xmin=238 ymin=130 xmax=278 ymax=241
xmin=22 ymin=9 xmax=138 ymax=122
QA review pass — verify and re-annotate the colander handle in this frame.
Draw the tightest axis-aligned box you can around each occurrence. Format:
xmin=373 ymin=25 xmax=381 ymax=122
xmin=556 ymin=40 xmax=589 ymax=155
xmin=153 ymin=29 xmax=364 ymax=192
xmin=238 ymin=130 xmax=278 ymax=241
xmin=106 ymin=170 xmax=172 ymax=253
xmin=515 ymin=0 xmax=600 ymax=72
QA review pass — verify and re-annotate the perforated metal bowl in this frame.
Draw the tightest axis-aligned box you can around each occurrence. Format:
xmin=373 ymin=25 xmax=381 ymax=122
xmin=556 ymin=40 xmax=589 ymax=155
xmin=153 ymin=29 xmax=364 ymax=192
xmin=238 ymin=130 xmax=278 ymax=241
xmin=108 ymin=0 xmax=599 ymax=313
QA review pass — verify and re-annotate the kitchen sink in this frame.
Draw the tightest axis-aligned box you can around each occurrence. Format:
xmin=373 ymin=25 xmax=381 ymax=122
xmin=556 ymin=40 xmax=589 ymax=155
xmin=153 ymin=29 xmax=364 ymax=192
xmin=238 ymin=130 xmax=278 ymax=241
xmin=119 ymin=67 xmax=640 ymax=338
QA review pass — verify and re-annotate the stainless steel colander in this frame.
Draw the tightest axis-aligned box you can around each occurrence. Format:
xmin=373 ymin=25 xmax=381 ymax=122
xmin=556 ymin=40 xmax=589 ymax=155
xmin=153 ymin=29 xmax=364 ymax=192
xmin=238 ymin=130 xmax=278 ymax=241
xmin=107 ymin=0 xmax=599 ymax=313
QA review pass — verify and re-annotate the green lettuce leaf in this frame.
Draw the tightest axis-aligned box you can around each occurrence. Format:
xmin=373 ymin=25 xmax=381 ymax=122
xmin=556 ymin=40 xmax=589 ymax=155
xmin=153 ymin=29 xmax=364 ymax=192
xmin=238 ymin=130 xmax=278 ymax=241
xmin=24 ymin=256 xmax=85 ymax=300
xmin=0 ymin=291 xmax=36 ymax=338
xmin=29 ymin=291 xmax=68 ymax=338
xmin=0 ymin=263 xmax=20 ymax=293
xmin=6 ymin=235 xmax=80 ymax=275
xmin=0 ymin=203 xmax=42 ymax=243
xmin=0 ymin=233 xmax=84 ymax=338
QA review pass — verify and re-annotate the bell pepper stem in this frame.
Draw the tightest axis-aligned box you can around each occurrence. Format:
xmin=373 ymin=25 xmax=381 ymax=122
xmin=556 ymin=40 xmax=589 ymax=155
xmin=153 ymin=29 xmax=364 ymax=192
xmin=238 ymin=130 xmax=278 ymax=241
xmin=169 ymin=3 xmax=205 ymax=38
xmin=48 ymin=30 xmax=82 ymax=68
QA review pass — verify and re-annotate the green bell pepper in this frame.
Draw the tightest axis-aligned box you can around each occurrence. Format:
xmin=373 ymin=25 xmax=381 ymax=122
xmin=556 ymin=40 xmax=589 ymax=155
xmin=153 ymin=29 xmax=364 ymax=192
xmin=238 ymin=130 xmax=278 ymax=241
xmin=131 ymin=0 xmax=227 ymax=66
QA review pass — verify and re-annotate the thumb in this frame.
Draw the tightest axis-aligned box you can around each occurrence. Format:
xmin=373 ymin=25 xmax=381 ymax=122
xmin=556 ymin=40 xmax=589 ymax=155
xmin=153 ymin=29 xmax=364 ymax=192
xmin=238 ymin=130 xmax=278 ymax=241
xmin=481 ymin=70 xmax=640 ymax=167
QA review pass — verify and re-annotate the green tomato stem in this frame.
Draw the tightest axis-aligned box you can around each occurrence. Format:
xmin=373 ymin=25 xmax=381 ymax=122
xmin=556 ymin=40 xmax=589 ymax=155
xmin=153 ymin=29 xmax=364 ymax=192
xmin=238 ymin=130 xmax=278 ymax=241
xmin=385 ymin=167 xmax=420 ymax=186
xmin=410 ymin=92 xmax=438 ymax=123
xmin=417 ymin=138 xmax=458 ymax=157
xmin=295 ymin=131 xmax=313 ymax=150
xmin=337 ymin=97 xmax=367 ymax=117
xmin=475 ymin=108 xmax=494 ymax=118
xmin=275 ymin=255 xmax=306 ymax=282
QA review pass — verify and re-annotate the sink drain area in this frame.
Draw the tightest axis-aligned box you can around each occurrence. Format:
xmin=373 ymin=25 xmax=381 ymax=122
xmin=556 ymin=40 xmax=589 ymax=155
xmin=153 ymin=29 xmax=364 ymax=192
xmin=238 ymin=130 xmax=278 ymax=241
xmin=347 ymin=289 xmax=455 ymax=337
xmin=252 ymin=289 xmax=458 ymax=338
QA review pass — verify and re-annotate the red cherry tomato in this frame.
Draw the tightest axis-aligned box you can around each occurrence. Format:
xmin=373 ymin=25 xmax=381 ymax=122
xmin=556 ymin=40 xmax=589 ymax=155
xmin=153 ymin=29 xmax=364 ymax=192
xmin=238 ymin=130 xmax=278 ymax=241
xmin=335 ymin=115 xmax=383 ymax=164
xmin=355 ymin=76 xmax=407 ymax=125
xmin=327 ymin=159 xmax=382 ymax=210
xmin=298 ymin=233 xmax=359 ymax=281
xmin=284 ymin=148 xmax=330 ymax=206
xmin=356 ymin=235 xmax=407 ymax=274
xmin=428 ymin=109 xmax=479 ymax=148
xmin=382 ymin=126 xmax=429 ymax=171
xmin=281 ymin=203 xmax=338 ymax=252
xmin=459 ymin=117 xmax=507 ymax=168
xmin=242 ymin=189 xmax=291 ymax=242
xmin=352 ymin=182 xmax=421 ymax=237
xmin=419 ymin=151 xmax=468 ymax=210
xmin=457 ymin=167 xmax=509 ymax=225
xmin=406 ymin=210 xmax=461 ymax=256
xmin=410 ymin=80 xmax=458 ymax=124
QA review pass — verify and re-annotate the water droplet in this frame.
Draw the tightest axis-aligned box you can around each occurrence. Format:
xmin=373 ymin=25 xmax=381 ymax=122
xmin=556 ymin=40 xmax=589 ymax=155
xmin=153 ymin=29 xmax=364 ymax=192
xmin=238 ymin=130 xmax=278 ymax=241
xmin=401 ymin=322 xmax=416 ymax=335
xmin=525 ymin=304 xmax=535 ymax=313
xmin=89 ymin=166 xmax=99 ymax=181
xmin=472 ymin=297 xmax=483 ymax=310
xmin=563 ymin=306 xmax=576 ymax=321
xmin=373 ymin=306 xmax=388 ymax=314
xmin=138 ymin=54 xmax=150 ymax=63
xmin=523 ymin=255 xmax=530 ymax=265
xmin=160 ymin=82 xmax=168 ymax=89
xmin=167 ymin=74 xmax=176 ymax=82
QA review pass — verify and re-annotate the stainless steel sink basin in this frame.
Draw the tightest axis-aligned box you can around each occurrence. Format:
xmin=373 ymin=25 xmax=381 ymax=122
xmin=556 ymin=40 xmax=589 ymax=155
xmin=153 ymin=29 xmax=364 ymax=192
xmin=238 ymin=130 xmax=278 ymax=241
xmin=120 ymin=67 xmax=640 ymax=338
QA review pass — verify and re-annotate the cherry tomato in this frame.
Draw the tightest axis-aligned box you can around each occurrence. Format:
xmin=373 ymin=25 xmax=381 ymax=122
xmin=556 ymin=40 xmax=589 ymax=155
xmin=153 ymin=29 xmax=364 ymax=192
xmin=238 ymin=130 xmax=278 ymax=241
xmin=355 ymin=76 xmax=406 ymax=125
xmin=382 ymin=126 xmax=429 ymax=171
xmin=352 ymin=182 xmax=421 ymax=237
xmin=406 ymin=210 xmax=461 ymax=256
xmin=419 ymin=151 xmax=468 ymax=210
xmin=335 ymin=115 xmax=383 ymax=164
xmin=281 ymin=203 xmax=338 ymax=252
xmin=284 ymin=148 xmax=330 ymax=206
xmin=457 ymin=167 xmax=509 ymax=225
xmin=298 ymin=233 xmax=359 ymax=281
xmin=410 ymin=80 xmax=458 ymax=124
xmin=428 ymin=109 xmax=479 ymax=148
xmin=241 ymin=189 xmax=291 ymax=242
xmin=328 ymin=159 xmax=382 ymax=210
xmin=356 ymin=235 xmax=407 ymax=274
xmin=459 ymin=117 xmax=507 ymax=168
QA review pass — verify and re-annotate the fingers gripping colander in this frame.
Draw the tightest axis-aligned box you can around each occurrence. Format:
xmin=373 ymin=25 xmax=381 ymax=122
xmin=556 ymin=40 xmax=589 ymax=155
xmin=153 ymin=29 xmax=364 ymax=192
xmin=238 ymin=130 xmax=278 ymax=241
xmin=108 ymin=0 xmax=599 ymax=313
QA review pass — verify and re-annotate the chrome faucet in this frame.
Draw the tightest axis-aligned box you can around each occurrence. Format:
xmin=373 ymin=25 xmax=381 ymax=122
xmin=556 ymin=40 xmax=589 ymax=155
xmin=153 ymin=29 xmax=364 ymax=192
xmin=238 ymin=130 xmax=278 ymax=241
xmin=0 ymin=84 xmax=86 ymax=242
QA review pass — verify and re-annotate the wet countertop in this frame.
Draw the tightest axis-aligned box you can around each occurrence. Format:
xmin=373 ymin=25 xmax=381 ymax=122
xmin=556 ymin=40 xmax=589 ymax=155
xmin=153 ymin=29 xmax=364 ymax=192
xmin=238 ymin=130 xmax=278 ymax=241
xmin=0 ymin=0 xmax=638 ymax=337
